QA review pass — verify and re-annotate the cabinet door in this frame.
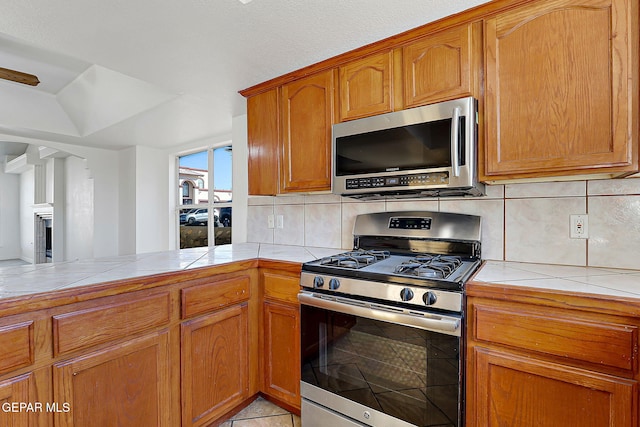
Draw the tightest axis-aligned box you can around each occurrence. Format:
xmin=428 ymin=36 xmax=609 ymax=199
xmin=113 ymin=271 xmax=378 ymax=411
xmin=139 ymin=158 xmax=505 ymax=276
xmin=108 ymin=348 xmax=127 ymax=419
xmin=53 ymin=330 xmax=172 ymax=427
xmin=338 ymin=51 xmax=393 ymax=121
xmin=469 ymin=347 xmax=637 ymax=427
xmin=263 ymin=300 xmax=300 ymax=409
xmin=0 ymin=373 xmax=32 ymax=427
xmin=281 ymin=70 xmax=334 ymax=192
xmin=402 ymin=22 xmax=480 ymax=108
xmin=181 ymin=304 xmax=249 ymax=427
xmin=484 ymin=0 xmax=637 ymax=179
xmin=248 ymin=89 xmax=279 ymax=195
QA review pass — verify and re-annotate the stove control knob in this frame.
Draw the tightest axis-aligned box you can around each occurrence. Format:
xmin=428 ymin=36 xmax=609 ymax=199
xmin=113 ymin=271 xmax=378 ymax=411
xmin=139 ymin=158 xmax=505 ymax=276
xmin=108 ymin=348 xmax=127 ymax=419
xmin=313 ymin=276 xmax=324 ymax=288
xmin=423 ymin=291 xmax=437 ymax=306
xmin=329 ymin=278 xmax=341 ymax=290
xmin=400 ymin=288 xmax=414 ymax=301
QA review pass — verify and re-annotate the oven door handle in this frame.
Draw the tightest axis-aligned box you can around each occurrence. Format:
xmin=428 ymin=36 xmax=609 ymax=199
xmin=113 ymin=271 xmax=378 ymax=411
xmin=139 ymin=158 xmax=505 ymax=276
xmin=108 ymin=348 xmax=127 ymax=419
xmin=298 ymin=291 xmax=461 ymax=336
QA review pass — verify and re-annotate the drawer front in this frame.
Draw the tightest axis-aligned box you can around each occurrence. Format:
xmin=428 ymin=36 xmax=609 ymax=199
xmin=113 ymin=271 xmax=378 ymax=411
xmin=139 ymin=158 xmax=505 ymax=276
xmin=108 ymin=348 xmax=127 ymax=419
xmin=181 ymin=275 xmax=250 ymax=319
xmin=472 ymin=303 xmax=638 ymax=371
xmin=263 ymin=272 xmax=300 ymax=304
xmin=53 ymin=293 xmax=171 ymax=356
xmin=0 ymin=321 xmax=34 ymax=375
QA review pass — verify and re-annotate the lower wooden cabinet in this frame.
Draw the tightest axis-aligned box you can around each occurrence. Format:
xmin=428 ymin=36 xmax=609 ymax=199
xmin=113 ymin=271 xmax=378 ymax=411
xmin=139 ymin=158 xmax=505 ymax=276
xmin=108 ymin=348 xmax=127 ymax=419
xmin=0 ymin=372 xmax=34 ymax=427
xmin=260 ymin=266 xmax=302 ymax=411
xmin=466 ymin=286 xmax=640 ymax=427
xmin=53 ymin=330 xmax=173 ymax=427
xmin=263 ymin=300 xmax=300 ymax=407
xmin=471 ymin=347 xmax=636 ymax=427
xmin=181 ymin=303 xmax=249 ymax=427
xmin=0 ymin=265 xmax=301 ymax=426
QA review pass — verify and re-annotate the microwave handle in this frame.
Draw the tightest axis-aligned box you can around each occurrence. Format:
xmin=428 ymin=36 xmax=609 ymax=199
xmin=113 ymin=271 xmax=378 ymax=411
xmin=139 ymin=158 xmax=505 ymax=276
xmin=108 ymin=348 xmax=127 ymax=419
xmin=451 ymin=106 xmax=461 ymax=177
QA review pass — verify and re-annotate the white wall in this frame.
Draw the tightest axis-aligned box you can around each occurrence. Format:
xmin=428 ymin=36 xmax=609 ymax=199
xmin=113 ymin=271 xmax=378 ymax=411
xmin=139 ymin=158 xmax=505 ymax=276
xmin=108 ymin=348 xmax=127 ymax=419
xmin=134 ymin=145 xmax=170 ymax=253
xmin=0 ymin=137 xmax=122 ymax=261
xmin=65 ymin=156 xmax=94 ymax=260
xmin=0 ymin=169 xmax=20 ymax=260
xmin=232 ymin=114 xmax=248 ymax=243
xmin=19 ymin=167 xmax=35 ymax=262
xmin=118 ymin=147 xmax=136 ymax=255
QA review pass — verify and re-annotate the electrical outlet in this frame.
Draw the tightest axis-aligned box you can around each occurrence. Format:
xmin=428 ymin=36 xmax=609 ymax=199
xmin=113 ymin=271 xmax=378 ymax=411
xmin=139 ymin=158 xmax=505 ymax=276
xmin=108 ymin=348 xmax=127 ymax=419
xmin=267 ymin=214 xmax=275 ymax=229
xmin=570 ymin=214 xmax=588 ymax=239
xmin=276 ymin=215 xmax=284 ymax=229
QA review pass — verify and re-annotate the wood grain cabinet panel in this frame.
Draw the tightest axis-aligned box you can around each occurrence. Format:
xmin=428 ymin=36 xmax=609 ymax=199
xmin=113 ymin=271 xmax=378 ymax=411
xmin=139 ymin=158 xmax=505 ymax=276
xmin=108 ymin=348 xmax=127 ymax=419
xmin=53 ymin=330 xmax=173 ymax=427
xmin=0 ymin=373 xmax=33 ymax=427
xmin=483 ymin=0 xmax=638 ymax=180
xmin=402 ymin=22 xmax=480 ymax=108
xmin=181 ymin=304 xmax=249 ymax=427
xmin=472 ymin=303 xmax=638 ymax=371
xmin=263 ymin=271 xmax=300 ymax=305
xmin=338 ymin=51 xmax=393 ymax=121
xmin=471 ymin=348 xmax=637 ymax=427
xmin=263 ymin=300 xmax=300 ymax=409
xmin=248 ymin=88 xmax=279 ymax=195
xmin=52 ymin=292 xmax=171 ymax=356
xmin=0 ymin=321 xmax=33 ymax=375
xmin=181 ymin=275 xmax=250 ymax=319
xmin=281 ymin=69 xmax=335 ymax=192
xmin=466 ymin=289 xmax=640 ymax=427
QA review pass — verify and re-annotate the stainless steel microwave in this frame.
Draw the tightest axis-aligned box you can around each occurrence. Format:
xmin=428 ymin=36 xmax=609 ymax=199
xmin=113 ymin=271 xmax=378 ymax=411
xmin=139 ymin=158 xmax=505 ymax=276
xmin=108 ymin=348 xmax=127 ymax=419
xmin=332 ymin=96 xmax=484 ymax=199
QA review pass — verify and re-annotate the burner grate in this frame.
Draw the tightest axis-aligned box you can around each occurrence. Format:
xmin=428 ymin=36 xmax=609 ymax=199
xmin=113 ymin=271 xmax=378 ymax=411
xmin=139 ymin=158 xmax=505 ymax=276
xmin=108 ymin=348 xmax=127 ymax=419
xmin=393 ymin=254 xmax=463 ymax=279
xmin=318 ymin=249 xmax=390 ymax=269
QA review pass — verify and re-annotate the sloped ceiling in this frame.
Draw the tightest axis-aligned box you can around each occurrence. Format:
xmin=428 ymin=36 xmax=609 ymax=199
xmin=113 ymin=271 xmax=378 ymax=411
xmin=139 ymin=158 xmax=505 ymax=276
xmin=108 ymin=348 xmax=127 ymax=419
xmin=0 ymin=0 xmax=490 ymax=151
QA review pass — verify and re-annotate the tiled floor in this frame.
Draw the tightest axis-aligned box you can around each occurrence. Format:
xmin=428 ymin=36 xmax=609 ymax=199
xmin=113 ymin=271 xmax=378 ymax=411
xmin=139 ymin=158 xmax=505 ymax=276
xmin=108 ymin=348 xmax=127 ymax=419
xmin=220 ymin=397 xmax=301 ymax=427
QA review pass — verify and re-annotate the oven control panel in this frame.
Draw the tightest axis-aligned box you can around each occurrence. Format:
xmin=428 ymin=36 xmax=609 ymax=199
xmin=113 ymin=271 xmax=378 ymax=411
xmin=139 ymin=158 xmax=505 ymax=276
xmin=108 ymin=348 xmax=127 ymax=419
xmin=300 ymin=272 xmax=462 ymax=313
xmin=389 ymin=216 xmax=432 ymax=230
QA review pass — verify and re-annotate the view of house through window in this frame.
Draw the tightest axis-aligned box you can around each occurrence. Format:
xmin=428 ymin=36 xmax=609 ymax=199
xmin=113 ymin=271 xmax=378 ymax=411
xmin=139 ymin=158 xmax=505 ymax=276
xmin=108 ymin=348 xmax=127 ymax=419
xmin=178 ymin=146 xmax=232 ymax=249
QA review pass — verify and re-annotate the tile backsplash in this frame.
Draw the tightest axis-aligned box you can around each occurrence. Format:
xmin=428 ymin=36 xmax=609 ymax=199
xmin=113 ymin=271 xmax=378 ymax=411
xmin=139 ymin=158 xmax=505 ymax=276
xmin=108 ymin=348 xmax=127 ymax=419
xmin=247 ymin=178 xmax=640 ymax=270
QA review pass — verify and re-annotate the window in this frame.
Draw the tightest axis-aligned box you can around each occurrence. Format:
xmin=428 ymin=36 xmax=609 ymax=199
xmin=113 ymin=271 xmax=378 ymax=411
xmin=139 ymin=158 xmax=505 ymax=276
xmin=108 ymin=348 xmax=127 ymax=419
xmin=182 ymin=181 xmax=191 ymax=197
xmin=177 ymin=146 xmax=232 ymax=249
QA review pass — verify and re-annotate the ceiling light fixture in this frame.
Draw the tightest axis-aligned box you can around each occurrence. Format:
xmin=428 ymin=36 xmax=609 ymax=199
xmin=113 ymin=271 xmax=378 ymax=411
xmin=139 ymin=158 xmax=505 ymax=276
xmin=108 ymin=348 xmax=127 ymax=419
xmin=237 ymin=0 xmax=253 ymax=4
xmin=0 ymin=67 xmax=40 ymax=86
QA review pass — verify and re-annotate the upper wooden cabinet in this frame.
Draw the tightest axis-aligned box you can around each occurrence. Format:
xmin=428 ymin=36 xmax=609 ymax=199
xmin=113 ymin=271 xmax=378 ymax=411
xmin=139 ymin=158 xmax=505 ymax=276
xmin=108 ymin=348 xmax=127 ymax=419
xmin=247 ymin=88 xmax=279 ymax=195
xmin=338 ymin=51 xmax=394 ymax=121
xmin=281 ymin=70 xmax=335 ymax=192
xmin=402 ymin=22 xmax=481 ymax=108
xmin=243 ymin=0 xmax=638 ymax=190
xmin=483 ymin=0 xmax=639 ymax=180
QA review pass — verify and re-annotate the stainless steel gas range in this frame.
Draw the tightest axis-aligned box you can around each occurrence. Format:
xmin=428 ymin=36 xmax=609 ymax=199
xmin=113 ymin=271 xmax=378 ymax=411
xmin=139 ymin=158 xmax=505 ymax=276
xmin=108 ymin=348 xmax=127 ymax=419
xmin=299 ymin=211 xmax=482 ymax=427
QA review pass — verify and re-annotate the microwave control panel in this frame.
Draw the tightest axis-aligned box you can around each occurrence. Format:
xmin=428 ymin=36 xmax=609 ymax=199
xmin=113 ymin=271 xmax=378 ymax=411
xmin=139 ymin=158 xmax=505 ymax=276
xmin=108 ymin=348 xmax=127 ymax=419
xmin=345 ymin=172 xmax=449 ymax=190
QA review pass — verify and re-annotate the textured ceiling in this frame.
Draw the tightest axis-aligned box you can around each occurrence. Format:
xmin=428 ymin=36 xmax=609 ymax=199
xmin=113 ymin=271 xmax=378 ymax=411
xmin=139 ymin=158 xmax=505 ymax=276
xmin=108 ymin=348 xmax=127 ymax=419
xmin=0 ymin=0 xmax=490 ymax=151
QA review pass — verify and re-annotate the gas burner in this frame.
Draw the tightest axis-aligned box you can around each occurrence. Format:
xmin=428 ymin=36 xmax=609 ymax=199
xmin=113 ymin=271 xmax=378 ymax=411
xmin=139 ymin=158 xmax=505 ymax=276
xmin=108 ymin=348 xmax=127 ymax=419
xmin=318 ymin=249 xmax=390 ymax=270
xmin=393 ymin=254 xmax=463 ymax=279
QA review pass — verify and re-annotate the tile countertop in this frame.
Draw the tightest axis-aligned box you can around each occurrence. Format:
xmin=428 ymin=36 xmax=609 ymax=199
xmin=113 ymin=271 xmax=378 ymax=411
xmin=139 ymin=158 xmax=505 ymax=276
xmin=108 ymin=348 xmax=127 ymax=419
xmin=1 ymin=244 xmax=639 ymax=301
xmin=0 ymin=243 xmax=343 ymax=300
xmin=473 ymin=260 xmax=640 ymax=299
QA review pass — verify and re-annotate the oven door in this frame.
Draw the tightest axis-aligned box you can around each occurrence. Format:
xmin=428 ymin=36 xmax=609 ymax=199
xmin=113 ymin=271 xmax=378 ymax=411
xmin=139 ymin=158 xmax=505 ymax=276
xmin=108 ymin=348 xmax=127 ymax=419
xmin=299 ymin=291 xmax=463 ymax=427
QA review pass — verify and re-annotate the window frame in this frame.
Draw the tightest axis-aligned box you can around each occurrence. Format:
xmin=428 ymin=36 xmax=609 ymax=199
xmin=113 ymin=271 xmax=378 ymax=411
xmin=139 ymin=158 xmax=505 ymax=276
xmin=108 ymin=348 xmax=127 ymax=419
xmin=176 ymin=144 xmax=233 ymax=248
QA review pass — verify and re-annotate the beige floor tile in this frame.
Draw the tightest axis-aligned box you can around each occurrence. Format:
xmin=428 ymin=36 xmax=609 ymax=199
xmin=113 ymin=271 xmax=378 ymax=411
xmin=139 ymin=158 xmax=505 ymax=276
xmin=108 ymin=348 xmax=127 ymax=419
xmin=232 ymin=397 xmax=289 ymax=420
xmin=232 ymin=414 xmax=293 ymax=427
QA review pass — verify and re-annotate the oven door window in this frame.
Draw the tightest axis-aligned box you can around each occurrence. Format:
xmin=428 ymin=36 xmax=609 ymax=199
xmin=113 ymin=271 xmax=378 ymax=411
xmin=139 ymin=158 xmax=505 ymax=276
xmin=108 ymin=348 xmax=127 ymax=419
xmin=301 ymin=304 xmax=461 ymax=427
